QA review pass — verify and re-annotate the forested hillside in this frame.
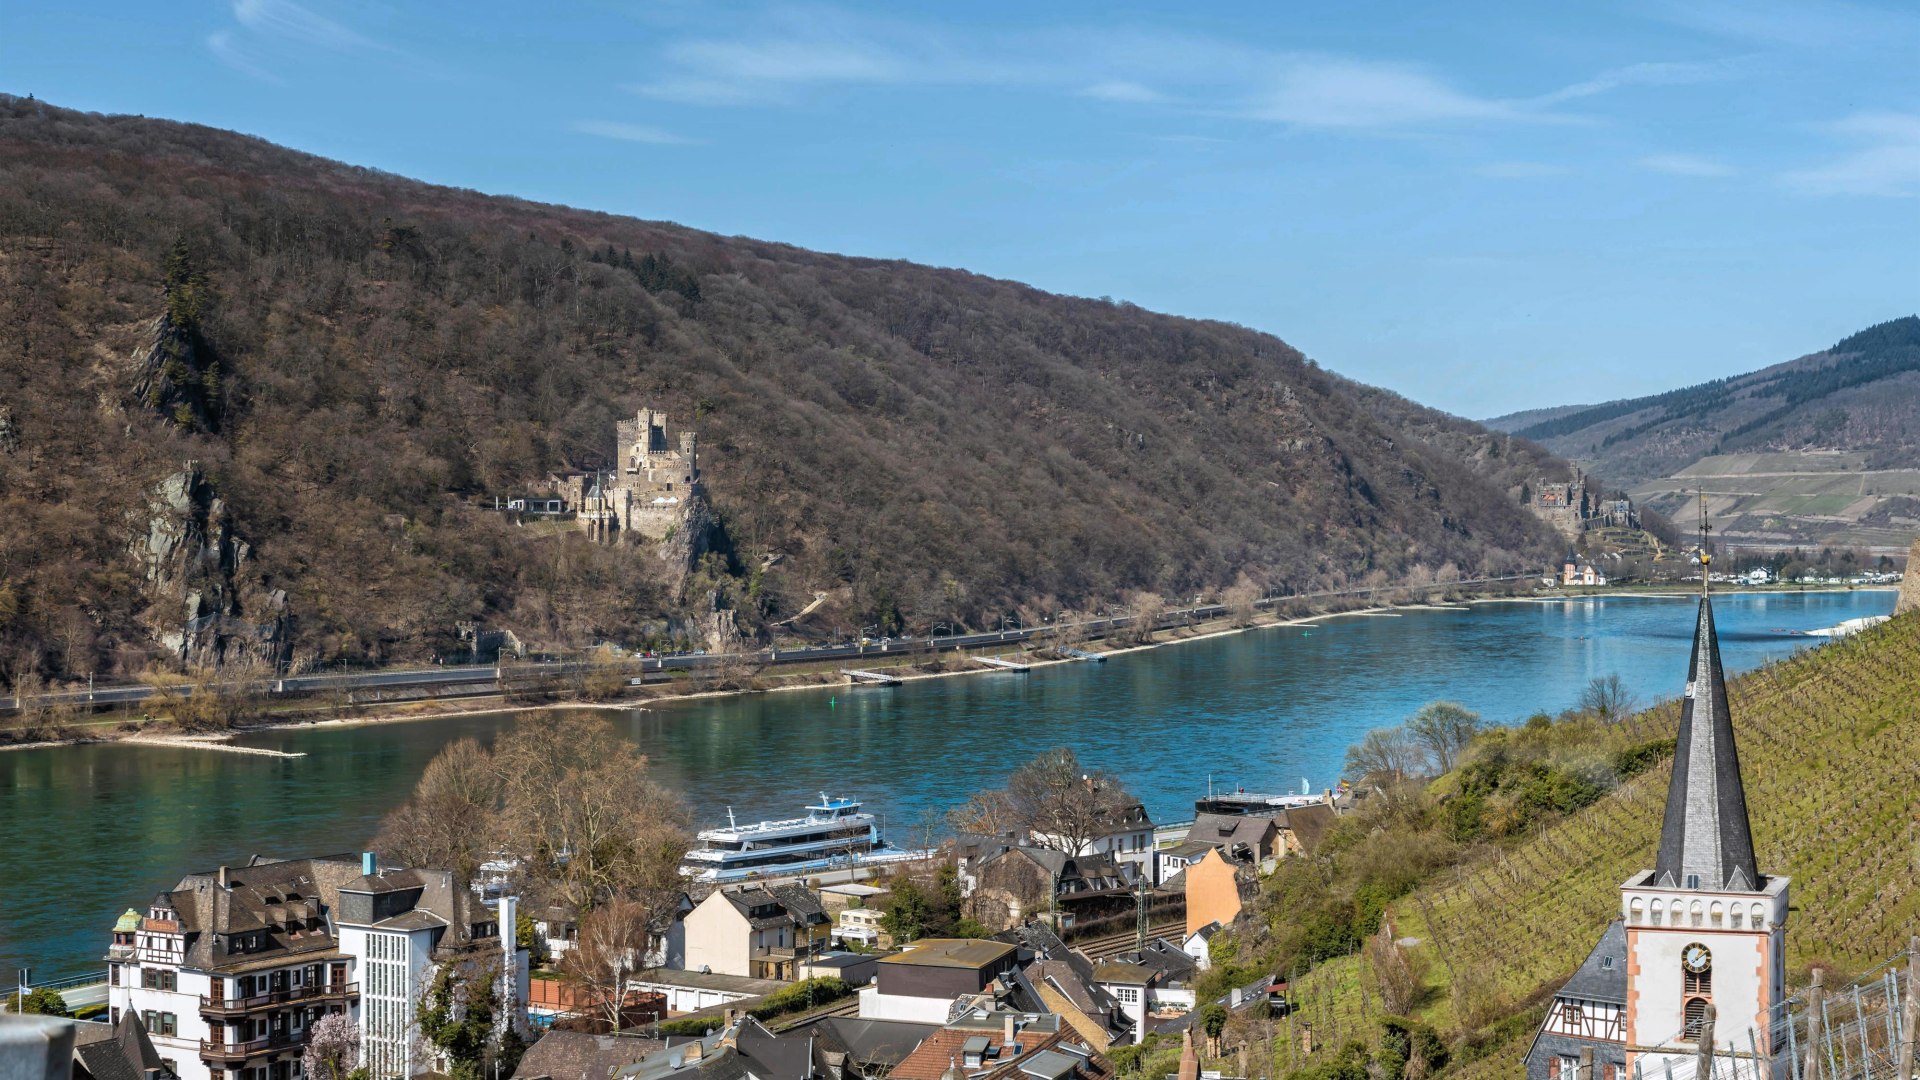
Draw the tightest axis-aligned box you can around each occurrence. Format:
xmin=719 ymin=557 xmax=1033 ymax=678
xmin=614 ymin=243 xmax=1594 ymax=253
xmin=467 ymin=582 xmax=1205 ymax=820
xmin=1486 ymin=318 xmax=1920 ymax=551
xmin=1491 ymin=317 xmax=1920 ymax=483
xmin=0 ymin=96 xmax=1562 ymax=684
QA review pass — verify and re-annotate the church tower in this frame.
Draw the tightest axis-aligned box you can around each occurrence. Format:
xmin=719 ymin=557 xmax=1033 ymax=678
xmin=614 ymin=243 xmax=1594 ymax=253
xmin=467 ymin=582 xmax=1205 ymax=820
xmin=1620 ymin=528 xmax=1789 ymax=1077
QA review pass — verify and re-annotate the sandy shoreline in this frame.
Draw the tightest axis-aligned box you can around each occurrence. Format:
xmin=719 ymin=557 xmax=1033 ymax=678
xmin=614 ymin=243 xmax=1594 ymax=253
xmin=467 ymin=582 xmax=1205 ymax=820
xmin=2 ymin=586 xmax=1893 ymax=753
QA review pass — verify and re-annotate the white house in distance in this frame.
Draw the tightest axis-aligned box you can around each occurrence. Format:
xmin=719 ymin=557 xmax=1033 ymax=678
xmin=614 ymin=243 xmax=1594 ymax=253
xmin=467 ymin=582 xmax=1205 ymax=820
xmin=679 ymin=883 xmax=829 ymax=981
xmin=106 ymin=852 xmax=526 ymax=1080
xmin=1032 ymin=802 xmax=1157 ymax=885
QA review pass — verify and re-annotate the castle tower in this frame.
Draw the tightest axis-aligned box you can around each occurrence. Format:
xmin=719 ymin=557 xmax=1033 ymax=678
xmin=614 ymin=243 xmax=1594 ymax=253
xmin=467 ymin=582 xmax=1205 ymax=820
xmin=1619 ymin=568 xmax=1788 ymax=1076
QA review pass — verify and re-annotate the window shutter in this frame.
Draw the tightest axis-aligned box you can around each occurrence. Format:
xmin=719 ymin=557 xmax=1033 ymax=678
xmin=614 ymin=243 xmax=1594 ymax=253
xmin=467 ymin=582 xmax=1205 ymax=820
xmin=1549 ymin=1056 xmax=1561 ymax=1079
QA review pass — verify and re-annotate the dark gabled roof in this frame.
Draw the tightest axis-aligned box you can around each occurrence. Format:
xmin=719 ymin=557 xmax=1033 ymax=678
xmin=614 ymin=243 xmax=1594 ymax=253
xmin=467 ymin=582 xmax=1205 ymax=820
xmin=73 ymin=1012 xmax=169 ymax=1080
xmin=1653 ymin=594 xmax=1760 ymax=892
xmin=1186 ymin=814 xmax=1277 ymax=852
xmin=721 ymin=883 xmax=825 ymax=929
xmin=993 ymin=921 xmax=1097 ymax=986
xmin=142 ymin=853 xmax=490 ymax=973
xmin=1282 ymin=804 xmax=1336 ymax=854
xmin=983 ymin=848 xmax=1130 ymax=892
xmin=1113 ymin=939 xmax=1197 ymax=984
xmin=800 ymin=1016 xmax=940 ymax=1070
xmin=1557 ymin=920 xmax=1628 ymax=1005
xmin=1089 ymin=960 xmax=1154 ymax=986
xmin=768 ymin=883 xmax=828 ymax=925
xmin=511 ymin=1030 xmax=665 ymax=1080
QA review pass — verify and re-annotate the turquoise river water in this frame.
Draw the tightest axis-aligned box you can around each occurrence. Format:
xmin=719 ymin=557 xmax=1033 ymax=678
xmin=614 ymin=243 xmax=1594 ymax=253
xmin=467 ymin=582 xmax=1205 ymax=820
xmin=0 ymin=588 xmax=1894 ymax=984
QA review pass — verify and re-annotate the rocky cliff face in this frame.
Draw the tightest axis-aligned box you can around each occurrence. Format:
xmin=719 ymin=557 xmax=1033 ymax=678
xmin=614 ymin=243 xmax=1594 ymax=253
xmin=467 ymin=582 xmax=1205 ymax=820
xmin=129 ymin=312 xmax=226 ymax=434
xmin=657 ymin=488 xmax=715 ymax=580
xmin=137 ymin=463 xmax=288 ymax=669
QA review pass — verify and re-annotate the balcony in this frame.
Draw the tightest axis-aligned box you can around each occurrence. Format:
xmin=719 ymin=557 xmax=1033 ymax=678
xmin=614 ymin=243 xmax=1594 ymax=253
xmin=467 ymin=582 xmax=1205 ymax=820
xmin=200 ymin=982 xmax=359 ymax=1018
xmin=198 ymin=1032 xmax=300 ymax=1065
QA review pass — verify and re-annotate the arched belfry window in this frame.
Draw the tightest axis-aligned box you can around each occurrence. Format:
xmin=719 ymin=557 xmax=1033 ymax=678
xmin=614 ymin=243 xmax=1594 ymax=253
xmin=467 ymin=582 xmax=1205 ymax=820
xmin=1684 ymin=997 xmax=1710 ymax=1039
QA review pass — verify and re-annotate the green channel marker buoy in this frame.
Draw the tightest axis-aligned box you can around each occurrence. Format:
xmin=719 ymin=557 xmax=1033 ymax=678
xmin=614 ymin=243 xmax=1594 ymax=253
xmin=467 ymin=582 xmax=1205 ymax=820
xmin=830 ymin=695 xmax=837 ymax=708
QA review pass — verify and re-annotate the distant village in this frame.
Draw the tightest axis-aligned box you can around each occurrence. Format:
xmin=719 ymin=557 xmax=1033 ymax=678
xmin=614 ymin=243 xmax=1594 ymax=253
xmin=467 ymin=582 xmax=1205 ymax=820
xmin=45 ymin=772 xmax=1369 ymax=1080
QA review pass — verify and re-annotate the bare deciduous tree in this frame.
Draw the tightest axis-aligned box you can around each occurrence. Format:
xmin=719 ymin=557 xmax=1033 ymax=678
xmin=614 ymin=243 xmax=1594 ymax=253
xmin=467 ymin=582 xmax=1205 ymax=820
xmin=490 ymin=714 xmax=689 ymax=917
xmin=558 ymin=898 xmax=654 ymax=1032
xmin=375 ymin=737 xmax=500 ymax=884
xmin=1576 ymin=674 xmax=1636 ymax=724
xmin=1222 ymin=576 xmax=1262 ymax=628
xmin=1364 ymin=924 xmax=1430 ymax=1017
xmin=1345 ymin=727 xmax=1422 ymax=785
xmin=950 ymin=748 xmax=1139 ymax=856
xmin=1404 ymin=702 xmax=1481 ymax=774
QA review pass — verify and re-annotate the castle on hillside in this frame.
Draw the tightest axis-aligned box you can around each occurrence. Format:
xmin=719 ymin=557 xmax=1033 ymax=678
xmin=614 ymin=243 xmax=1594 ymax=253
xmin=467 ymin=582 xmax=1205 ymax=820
xmin=525 ymin=407 xmax=702 ymax=545
xmin=1524 ymin=572 xmax=1789 ymax=1078
xmin=1528 ymin=467 xmax=1638 ymax=541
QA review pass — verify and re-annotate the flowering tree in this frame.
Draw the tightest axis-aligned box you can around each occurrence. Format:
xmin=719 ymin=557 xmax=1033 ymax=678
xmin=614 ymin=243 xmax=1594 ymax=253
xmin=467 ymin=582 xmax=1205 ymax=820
xmin=302 ymin=1012 xmax=361 ymax=1080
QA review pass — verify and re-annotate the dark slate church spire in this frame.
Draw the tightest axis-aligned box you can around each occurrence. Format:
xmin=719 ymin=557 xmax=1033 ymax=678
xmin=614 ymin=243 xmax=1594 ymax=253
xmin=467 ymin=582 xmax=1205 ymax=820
xmin=1653 ymin=499 xmax=1759 ymax=892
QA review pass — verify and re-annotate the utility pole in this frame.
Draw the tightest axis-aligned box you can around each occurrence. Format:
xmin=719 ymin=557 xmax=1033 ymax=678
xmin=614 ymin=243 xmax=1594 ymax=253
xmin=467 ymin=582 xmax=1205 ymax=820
xmin=1694 ymin=1003 xmax=1716 ymax=1080
xmin=1896 ymin=937 xmax=1918 ymax=1080
xmin=1135 ymin=874 xmax=1149 ymax=952
xmin=1804 ymin=969 xmax=1824 ymax=1080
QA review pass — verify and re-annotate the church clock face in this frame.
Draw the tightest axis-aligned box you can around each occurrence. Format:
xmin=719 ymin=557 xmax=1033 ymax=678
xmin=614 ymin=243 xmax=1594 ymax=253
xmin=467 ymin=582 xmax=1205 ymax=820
xmin=1683 ymin=943 xmax=1713 ymax=973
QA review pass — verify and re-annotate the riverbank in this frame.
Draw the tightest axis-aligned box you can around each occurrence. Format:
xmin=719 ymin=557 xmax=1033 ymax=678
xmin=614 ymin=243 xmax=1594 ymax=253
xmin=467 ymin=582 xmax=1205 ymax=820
xmin=2 ymin=584 xmax=1895 ymax=753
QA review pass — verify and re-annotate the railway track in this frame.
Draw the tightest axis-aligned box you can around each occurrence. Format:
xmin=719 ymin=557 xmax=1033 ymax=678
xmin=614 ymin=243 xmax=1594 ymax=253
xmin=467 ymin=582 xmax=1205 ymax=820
xmin=1069 ymin=921 xmax=1187 ymax=961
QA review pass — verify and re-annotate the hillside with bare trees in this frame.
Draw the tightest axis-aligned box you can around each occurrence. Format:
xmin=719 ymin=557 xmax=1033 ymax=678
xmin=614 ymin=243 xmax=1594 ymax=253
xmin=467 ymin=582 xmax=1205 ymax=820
xmin=0 ymin=95 xmax=1564 ymax=686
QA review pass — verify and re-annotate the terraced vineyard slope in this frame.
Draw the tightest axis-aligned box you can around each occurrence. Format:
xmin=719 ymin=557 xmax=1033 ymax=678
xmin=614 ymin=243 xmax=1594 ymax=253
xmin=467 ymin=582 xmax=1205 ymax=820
xmin=1245 ymin=609 xmax=1920 ymax=1079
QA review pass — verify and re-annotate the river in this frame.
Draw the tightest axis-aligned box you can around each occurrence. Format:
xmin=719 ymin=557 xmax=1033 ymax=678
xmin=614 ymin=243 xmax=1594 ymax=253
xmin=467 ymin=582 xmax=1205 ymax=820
xmin=0 ymin=589 xmax=1894 ymax=984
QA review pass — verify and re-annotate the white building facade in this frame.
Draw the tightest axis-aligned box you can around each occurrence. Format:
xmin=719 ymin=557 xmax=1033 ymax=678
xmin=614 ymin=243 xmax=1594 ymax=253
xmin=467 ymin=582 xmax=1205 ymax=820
xmin=105 ymin=854 xmax=525 ymax=1080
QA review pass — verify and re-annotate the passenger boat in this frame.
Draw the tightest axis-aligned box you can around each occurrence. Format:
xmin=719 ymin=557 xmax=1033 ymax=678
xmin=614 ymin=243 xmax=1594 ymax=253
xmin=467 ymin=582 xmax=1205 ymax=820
xmin=680 ymin=795 xmax=926 ymax=883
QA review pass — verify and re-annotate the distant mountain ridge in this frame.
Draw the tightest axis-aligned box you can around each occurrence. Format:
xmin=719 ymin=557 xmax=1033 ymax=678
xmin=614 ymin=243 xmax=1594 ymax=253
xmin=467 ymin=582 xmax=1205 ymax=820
xmin=1486 ymin=317 xmax=1920 ymax=551
xmin=0 ymin=95 xmax=1564 ymax=681
xmin=1488 ymin=317 xmax=1920 ymax=482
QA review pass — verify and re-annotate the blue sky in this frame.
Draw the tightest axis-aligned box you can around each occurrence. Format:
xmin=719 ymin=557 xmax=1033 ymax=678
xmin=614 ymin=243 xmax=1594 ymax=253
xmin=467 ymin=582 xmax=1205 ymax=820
xmin=5 ymin=1 xmax=1918 ymax=417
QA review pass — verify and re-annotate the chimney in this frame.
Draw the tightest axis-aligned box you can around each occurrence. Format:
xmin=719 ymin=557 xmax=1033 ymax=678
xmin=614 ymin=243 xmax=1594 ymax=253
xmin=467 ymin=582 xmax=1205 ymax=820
xmin=361 ymin=852 xmax=377 ymax=876
xmin=499 ymin=896 xmax=518 ymax=952
xmin=217 ymin=865 xmax=229 ymax=889
xmin=1003 ymin=1014 xmax=1017 ymax=1047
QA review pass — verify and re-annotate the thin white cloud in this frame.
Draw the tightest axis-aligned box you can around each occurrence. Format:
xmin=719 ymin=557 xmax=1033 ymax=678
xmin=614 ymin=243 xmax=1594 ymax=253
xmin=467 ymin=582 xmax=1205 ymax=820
xmin=231 ymin=0 xmax=378 ymax=53
xmin=1533 ymin=60 xmax=1735 ymax=106
xmin=570 ymin=120 xmax=700 ymax=146
xmin=1080 ymin=80 xmax=1165 ymax=105
xmin=621 ymin=9 xmax=1729 ymax=138
xmin=1639 ymin=153 xmax=1734 ymax=176
xmin=1477 ymin=161 xmax=1571 ymax=179
xmin=1786 ymin=111 xmax=1920 ymax=196
xmin=1244 ymin=57 xmax=1533 ymax=129
xmin=206 ymin=30 xmax=284 ymax=84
